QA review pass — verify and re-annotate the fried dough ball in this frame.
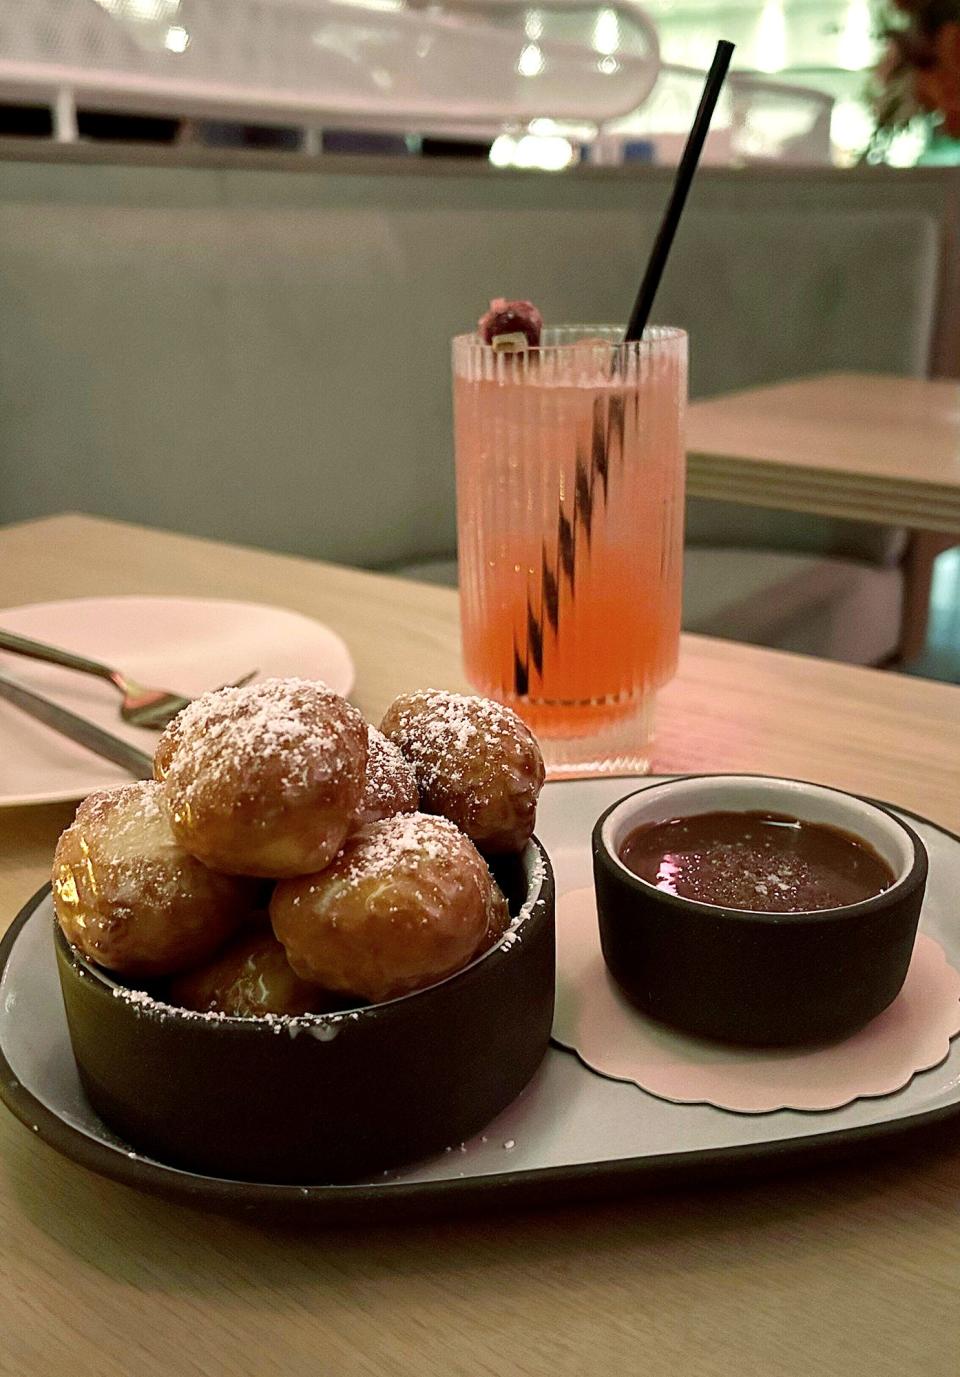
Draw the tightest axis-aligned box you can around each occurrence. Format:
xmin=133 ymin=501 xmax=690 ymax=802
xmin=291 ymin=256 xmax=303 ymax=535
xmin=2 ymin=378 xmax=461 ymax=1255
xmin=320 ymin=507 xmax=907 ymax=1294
xmin=168 ymin=931 xmax=325 ymax=1018
xmin=270 ymin=813 xmax=509 ymax=1003
xmin=354 ymin=726 xmax=419 ymax=827
xmin=53 ymin=781 xmax=256 ymax=977
xmin=379 ymin=690 xmax=544 ymax=853
xmin=154 ymin=677 xmax=367 ymax=878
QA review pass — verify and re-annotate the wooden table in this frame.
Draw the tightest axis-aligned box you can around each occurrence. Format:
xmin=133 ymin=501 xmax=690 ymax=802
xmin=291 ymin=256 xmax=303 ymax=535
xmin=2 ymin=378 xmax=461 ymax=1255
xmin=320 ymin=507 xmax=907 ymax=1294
xmin=3 ymin=513 xmax=960 ymax=1377
xmin=687 ymin=372 xmax=960 ymax=535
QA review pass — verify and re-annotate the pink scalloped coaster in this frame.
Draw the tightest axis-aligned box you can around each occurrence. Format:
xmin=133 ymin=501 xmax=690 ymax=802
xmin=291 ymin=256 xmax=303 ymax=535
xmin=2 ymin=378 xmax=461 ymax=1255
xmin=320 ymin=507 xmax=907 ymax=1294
xmin=553 ymin=887 xmax=960 ymax=1113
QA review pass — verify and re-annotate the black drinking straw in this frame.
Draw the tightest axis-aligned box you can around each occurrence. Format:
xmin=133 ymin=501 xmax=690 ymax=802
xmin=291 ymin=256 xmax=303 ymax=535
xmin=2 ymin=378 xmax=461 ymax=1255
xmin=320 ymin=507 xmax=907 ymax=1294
xmin=623 ymin=40 xmax=735 ymax=344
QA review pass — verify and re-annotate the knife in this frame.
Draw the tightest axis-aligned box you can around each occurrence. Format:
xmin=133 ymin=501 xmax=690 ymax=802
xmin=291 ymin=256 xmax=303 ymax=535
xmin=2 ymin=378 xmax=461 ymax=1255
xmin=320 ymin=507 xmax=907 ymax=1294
xmin=0 ymin=673 xmax=154 ymax=780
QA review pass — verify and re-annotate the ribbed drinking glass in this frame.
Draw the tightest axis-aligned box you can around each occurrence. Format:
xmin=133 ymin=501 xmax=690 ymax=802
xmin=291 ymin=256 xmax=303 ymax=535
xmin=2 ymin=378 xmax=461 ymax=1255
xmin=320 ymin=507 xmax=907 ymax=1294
xmin=452 ymin=325 xmax=687 ymax=776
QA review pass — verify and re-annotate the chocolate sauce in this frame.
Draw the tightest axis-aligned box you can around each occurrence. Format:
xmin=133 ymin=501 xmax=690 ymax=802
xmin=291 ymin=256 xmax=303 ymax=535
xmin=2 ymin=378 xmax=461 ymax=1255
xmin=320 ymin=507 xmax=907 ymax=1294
xmin=618 ymin=810 xmax=895 ymax=913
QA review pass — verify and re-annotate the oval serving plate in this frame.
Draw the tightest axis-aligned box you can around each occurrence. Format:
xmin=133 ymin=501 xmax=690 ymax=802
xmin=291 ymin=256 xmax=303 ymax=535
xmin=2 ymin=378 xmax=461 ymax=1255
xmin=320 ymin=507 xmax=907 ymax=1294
xmin=3 ymin=777 xmax=960 ymax=1222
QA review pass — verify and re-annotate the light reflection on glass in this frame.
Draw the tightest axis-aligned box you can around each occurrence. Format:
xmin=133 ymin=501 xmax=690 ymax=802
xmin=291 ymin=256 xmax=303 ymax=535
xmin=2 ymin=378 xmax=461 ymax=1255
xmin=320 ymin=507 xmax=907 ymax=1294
xmin=592 ymin=8 xmax=620 ymax=57
xmin=164 ymin=24 xmax=189 ymax=52
xmin=885 ymin=122 xmax=929 ymax=167
xmin=490 ymin=133 xmax=574 ymax=170
xmin=830 ymin=97 xmax=874 ymax=162
xmin=598 ymin=55 xmax=619 ymax=75
xmin=517 ymin=43 xmax=545 ymax=77
xmin=754 ymin=0 xmax=786 ymax=74
xmin=95 ymin=0 xmax=180 ymax=21
xmin=837 ymin=0 xmax=874 ymax=72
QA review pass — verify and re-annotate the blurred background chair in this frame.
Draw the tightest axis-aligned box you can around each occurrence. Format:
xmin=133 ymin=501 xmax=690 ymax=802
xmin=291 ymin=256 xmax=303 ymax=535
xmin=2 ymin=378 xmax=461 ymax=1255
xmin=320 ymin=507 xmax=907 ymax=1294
xmin=0 ymin=0 xmax=956 ymax=669
xmin=0 ymin=148 xmax=954 ymax=667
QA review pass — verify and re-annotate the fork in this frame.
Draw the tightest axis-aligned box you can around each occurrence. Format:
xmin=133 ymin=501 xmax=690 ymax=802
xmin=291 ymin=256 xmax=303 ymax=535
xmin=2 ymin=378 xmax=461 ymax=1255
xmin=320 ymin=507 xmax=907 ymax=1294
xmin=0 ymin=629 xmax=257 ymax=730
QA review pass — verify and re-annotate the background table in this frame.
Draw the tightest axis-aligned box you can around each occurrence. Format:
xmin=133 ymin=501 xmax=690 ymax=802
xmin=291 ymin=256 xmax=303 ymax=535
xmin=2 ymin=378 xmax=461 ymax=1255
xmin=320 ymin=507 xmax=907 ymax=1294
xmin=687 ymin=373 xmax=960 ymax=535
xmin=2 ymin=514 xmax=960 ymax=1376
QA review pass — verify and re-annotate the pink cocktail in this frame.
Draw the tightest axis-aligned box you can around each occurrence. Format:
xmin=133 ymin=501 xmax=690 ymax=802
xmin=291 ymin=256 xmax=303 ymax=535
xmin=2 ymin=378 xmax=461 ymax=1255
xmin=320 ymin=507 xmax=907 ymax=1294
xmin=453 ymin=325 xmax=687 ymax=776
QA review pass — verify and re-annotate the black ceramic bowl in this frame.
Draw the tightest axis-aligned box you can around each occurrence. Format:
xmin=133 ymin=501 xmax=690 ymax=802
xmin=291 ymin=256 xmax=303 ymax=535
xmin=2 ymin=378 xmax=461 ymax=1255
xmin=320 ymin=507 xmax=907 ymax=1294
xmin=593 ymin=776 xmax=927 ymax=1047
xmin=55 ymin=840 xmax=554 ymax=1184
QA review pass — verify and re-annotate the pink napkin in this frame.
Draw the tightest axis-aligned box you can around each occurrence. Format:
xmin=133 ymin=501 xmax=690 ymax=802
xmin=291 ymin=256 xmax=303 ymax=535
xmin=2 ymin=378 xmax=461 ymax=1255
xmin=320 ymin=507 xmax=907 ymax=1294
xmin=554 ymin=887 xmax=960 ymax=1113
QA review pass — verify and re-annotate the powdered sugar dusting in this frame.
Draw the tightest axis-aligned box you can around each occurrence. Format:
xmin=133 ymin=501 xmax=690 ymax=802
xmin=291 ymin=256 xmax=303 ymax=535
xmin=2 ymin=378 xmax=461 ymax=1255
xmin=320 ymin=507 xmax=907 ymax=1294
xmin=382 ymin=689 xmax=527 ymax=792
xmin=108 ymin=979 xmax=363 ymax=1036
xmin=379 ymin=689 xmax=544 ymax=852
xmin=157 ymin=677 xmax=365 ymax=810
xmin=338 ymin=812 xmax=465 ymax=889
xmin=68 ymin=780 xmax=175 ymax=883
xmin=78 ymin=780 xmax=166 ymax=830
xmin=355 ymin=726 xmax=418 ymax=825
xmin=498 ymin=846 xmax=547 ymax=949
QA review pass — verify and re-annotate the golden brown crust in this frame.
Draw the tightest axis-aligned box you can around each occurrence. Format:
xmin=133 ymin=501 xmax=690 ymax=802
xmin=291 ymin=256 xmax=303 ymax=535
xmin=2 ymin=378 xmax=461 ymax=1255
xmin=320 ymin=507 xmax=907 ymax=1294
xmin=52 ymin=781 xmax=256 ymax=976
xmin=379 ymin=690 xmax=544 ymax=853
xmin=168 ymin=931 xmax=324 ymax=1017
xmin=270 ymin=813 xmax=506 ymax=1002
xmin=354 ymin=726 xmax=419 ymax=827
xmin=155 ymin=677 xmax=367 ymax=877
